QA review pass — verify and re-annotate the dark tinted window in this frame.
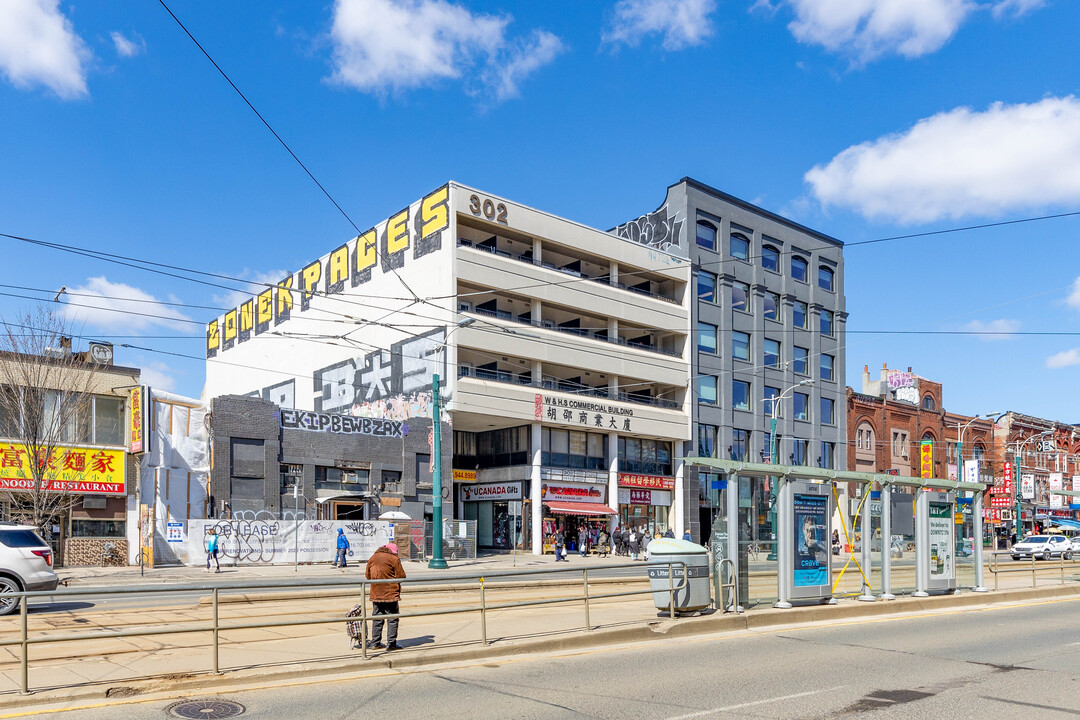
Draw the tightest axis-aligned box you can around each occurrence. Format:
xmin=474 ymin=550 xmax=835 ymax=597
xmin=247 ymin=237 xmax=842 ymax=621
xmin=0 ymin=529 xmax=47 ymax=548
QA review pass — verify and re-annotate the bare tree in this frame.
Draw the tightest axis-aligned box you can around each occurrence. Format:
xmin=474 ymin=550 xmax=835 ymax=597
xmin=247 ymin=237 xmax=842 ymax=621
xmin=0 ymin=307 xmax=100 ymax=539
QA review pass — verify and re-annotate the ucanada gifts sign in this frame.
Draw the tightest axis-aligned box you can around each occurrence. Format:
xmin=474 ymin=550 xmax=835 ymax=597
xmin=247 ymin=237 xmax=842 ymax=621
xmin=0 ymin=443 xmax=126 ymax=495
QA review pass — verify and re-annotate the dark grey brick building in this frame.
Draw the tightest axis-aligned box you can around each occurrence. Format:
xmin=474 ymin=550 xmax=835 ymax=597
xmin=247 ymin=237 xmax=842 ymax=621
xmin=209 ymin=395 xmax=450 ymax=522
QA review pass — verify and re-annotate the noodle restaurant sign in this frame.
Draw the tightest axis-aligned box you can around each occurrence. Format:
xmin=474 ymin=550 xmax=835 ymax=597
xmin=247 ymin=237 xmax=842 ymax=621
xmin=0 ymin=443 xmax=126 ymax=495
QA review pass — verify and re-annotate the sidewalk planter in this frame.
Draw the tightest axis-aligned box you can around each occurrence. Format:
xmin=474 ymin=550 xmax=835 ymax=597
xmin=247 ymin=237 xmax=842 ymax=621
xmin=646 ymin=538 xmax=710 ymax=614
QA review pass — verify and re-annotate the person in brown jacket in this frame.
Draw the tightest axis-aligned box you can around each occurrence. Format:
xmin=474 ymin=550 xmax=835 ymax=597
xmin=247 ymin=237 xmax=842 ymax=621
xmin=365 ymin=542 xmax=405 ymax=650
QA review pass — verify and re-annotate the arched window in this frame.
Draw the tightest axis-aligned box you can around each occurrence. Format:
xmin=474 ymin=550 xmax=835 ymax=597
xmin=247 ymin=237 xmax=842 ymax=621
xmin=921 ymin=395 xmax=936 ymax=410
xmin=696 ymin=221 xmax=716 ymax=250
xmin=856 ymin=422 xmax=875 ymax=452
xmin=730 ymin=233 xmax=749 ymax=261
xmin=762 ymin=245 xmax=780 ymax=272
xmin=973 ymin=444 xmax=985 ymax=461
xmin=818 ymin=265 xmax=834 ymax=291
xmin=791 ymin=256 xmax=808 ymax=282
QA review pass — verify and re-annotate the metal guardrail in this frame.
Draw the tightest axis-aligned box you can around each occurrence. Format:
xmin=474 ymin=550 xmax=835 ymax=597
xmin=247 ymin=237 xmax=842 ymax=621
xmin=987 ymin=550 xmax=1080 ymax=591
xmin=0 ymin=561 xmax=688 ymax=695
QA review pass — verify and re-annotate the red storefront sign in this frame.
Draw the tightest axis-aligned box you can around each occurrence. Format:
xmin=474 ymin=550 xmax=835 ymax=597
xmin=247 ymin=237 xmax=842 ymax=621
xmin=618 ymin=473 xmax=674 ymax=490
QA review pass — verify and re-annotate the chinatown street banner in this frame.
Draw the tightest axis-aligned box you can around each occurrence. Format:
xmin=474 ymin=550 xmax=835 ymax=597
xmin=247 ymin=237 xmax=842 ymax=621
xmin=173 ymin=519 xmax=393 ymax=566
xmin=618 ymin=473 xmax=675 ymax=490
xmin=0 ymin=443 xmax=126 ymax=495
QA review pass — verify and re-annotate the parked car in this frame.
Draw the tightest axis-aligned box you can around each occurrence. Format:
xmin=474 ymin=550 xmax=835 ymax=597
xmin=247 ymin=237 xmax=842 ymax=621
xmin=1011 ymin=534 xmax=1073 ymax=561
xmin=0 ymin=524 xmax=59 ymax=615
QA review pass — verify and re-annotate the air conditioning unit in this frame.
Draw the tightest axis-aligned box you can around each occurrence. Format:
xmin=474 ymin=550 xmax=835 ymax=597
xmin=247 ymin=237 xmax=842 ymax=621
xmin=458 ymin=301 xmax=474 ymax=313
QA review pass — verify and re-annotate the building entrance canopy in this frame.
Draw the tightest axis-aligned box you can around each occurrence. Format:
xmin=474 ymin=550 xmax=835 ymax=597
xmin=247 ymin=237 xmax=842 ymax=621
xmin=545 ymin=501 xmax=616 ymax=516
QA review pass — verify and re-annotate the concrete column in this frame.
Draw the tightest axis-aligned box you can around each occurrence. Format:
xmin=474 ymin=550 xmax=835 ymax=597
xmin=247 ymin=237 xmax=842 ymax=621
xmin=973 ymin=489 xmax=988 ymax=591
xmin=531 ymin=422 xmax=543 ymax=555
xmin=608 ymin=318 xmax=619 ymax=345
xmin=532 ymin=300 xmax=542 ymax=325
xmin=726 ymin=473 xmax=741 ymax=610
xmin=879 ymin=483 xmax=895 ymax=600
xmin=608 ymin=432 xmax=620 ymax=533
xmin=533 ymin=237 xmax=542 ymax=265
xmin=914 ymin=488 xmax=929 ymax=596
xmin=609 ymin=260 xmax=619 ymax=286
xmin=858 ymin=482 xmax=876 ymax=601
xmin=673 ymin=447 xmax=685 ymax=537
xmin=532 ymin=360 xmax=543 ymax=387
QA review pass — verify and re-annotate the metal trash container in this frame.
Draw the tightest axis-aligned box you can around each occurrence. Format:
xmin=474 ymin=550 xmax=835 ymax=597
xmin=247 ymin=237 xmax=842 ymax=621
xmin=646 ymin=538 xmax=711 ymax=614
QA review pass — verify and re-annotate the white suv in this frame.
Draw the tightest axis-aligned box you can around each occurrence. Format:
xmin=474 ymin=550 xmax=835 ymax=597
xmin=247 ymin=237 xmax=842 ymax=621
xmin=0 ymin=524 xmax=59 ymax=615
xmin=1011 ymin=534 xmax=1073 ymax=561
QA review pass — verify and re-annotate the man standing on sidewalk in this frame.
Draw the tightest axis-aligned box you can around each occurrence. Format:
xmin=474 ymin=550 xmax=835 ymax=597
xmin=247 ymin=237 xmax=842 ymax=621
xmin=365 ymin=542 xmax=405 ymax=651
xmin=334 ymin=528 xmax=350 ymax=570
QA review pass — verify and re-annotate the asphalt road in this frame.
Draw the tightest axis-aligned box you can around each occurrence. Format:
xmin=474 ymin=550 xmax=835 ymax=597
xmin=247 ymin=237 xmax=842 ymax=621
xmin=36 ymin=595 xmax=1080 ymax=719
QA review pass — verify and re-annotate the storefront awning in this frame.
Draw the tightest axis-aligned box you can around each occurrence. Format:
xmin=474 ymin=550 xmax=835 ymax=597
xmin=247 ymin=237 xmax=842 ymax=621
xmin=545 ymin=501 xmax=616 ymax=516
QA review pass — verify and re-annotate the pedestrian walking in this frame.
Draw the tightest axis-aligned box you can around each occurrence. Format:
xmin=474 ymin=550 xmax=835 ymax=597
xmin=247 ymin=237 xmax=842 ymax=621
xmin=578 ymin=526 xmax=589 ymax=557
xmin=205 ymin=528 xmax=220 ymax=573
xmin=629 ymin=528 xmax=639 ymax=560
xmin=664 ymin=528 xmax=675 ymax=539
xmin=554 ymin=529 xmax=567 ymax=561
xmin=334 ymin=528 xmax=350 ymax=570
xmin=365 ymin=542 xmax=405 ymax=651
xmin=612 ymin=526 xmax=623 ymax=556
xmin=597 ymin=528 xmax=610 ymax=558
xmin=682 ymin=530 xmax=692 ymax=542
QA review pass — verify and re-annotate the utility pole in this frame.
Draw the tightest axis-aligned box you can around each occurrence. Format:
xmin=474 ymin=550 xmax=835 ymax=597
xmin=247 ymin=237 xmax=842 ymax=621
xmin=428 ymin=374 xmax=448 ymax=569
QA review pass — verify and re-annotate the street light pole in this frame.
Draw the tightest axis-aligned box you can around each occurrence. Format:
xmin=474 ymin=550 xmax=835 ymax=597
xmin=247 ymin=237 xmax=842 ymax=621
xmin=428 ymin=373 xmax=448 ymax=569
xmin=956 ymin=412 xmax=1002 ymax=594
xmin=1012 ymin=429 xmax=1052 ymax=545
xmin=767 ymin=379 xmax=813 ymax=562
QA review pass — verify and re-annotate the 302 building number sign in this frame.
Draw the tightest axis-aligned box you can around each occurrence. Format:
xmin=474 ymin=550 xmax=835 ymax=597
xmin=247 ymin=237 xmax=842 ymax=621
xmin=469 ymin=194 xmax=508 ymax=225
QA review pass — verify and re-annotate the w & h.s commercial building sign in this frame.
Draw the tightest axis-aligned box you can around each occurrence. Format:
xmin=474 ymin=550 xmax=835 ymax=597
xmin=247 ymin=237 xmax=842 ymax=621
xmin=205 ymin=185 xmax=450 ymax=358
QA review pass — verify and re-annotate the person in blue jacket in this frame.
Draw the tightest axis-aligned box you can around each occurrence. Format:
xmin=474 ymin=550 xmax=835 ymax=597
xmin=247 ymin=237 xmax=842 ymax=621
xmin=335 ymin=528 xmax=351 ymax=570
xmin=205 ymin=528 xmax=220 ymax=573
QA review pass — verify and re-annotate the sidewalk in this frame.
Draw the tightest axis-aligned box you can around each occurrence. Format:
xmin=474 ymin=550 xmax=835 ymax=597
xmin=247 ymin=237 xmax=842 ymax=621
xmin=1 ymin=559 xmax=1078 ymax=710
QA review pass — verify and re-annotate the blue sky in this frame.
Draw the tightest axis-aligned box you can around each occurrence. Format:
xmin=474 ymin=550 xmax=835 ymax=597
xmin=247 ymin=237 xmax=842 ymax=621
xmin=1 ymin=0 xmax=1078 ymax=420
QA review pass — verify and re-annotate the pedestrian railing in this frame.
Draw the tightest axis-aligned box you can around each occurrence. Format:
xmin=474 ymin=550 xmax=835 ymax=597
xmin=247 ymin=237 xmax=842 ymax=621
xmin=987 ymin=551 xmax=1080 ymax=590
xmin=0 ymin=561 xmax=688 ymax=696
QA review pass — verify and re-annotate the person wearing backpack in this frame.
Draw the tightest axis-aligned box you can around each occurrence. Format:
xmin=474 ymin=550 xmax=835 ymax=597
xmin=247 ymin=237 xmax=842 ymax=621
xmin=629 ymin=528 xmax=639 ymax=561
xmin=334 ymin=528 xmax=350 ymax=570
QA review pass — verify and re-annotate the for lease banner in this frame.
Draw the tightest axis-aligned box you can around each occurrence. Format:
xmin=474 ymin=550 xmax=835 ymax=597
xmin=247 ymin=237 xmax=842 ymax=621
xmin=0 ymin=443 xmax=126 ymax=494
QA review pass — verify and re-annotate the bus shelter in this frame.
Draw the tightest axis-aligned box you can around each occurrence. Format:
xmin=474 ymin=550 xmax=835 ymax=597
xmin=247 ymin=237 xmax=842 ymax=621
xmin=685 ymin=458 xmax=988 ymax=609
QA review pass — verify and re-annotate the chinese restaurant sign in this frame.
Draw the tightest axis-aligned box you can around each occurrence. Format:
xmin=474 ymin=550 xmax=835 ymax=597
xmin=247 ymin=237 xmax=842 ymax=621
xmin=0 ymin=444 xmax=126 ymax=494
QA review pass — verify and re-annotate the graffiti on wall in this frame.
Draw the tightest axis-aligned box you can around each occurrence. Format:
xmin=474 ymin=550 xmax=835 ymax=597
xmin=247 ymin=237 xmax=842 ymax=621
xmin=207 ymin=184 xmax=450 ymax=358
xmin=179 ymin=519 xmax=392 ymax=566
xmin=244 ymin=379 xmax=296 ymax=408
xmin=614 ymin=203 xmax=684 ymax=253
xmin=313 ymin=328 xmax=447 ymax=418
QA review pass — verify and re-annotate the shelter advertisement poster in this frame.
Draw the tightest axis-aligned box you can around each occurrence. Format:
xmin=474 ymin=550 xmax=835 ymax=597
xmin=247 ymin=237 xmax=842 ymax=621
xmin=793 ymin=493 xmax=828 ymax=587
xmin=928 ymin=502 xmax=954 ymax=580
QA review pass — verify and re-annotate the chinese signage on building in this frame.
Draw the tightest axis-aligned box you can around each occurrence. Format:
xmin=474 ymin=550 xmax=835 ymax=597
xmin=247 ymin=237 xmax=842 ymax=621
xmin=534 ymin=394 xmax=634 ymax=432
xmin=618 ymin=473 xmax=675 ymax=490
xmin=0 ymin=444 xmax=126 ymax=495
xmin=617 ymin=488 xmax=672 ymax=506
xmin=920 ymin=440 xmax=933 ymax=479
xmin=129 ymin=386 xmax=145 ymax=454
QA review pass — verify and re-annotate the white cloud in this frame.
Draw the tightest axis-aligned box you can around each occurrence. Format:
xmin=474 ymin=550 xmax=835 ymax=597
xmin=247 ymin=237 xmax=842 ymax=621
xmin=602 ymin=0 xmax=716 ymax=51
xmin=1066 ymin=276 xmax=1080 ymax=310
xmin=1047 ymin=348 xmax=1080 ymax=369
xmin=773 ymin=0 xmax=1047 ymax=63
xmin=992 ymin=0 xmax=1045 ymax=20
xmin=481 ymin=30 xmax=564 ymax=102
xmin=964 ymin=318 xmax=1020 ymax=340
xmin=110 ymin=31 xmax=144 ymax=58
xmin=328 ymin=0 xmax=561 ymax=100
xmin=61 ymin=277 xmax=193 ymax=332
xmin=805 ymin=97 xmax=1080 ymax=224
xmin=139 ymin=361 xmax=177 ymax=392
xmin=0 ymin=0 xmax=90 ymax=98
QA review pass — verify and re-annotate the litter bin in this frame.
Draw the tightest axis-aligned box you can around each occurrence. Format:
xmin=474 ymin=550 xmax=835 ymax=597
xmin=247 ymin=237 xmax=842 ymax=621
xmin=646 ymin=538 xmax=711 ymax=614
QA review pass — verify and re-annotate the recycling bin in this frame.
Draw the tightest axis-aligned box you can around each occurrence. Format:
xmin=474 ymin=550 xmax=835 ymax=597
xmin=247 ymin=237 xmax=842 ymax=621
xmin=646 ymin=538 xmax=711 ymax=614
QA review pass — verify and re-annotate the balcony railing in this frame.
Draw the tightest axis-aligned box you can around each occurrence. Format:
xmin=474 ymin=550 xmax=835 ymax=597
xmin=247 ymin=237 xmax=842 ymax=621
xmin=458 ymin=238 xmax=680 ymax=305
xmin=467 ymin=305 xmax=682 ymax=359
xmin=457 ymin=366 xmax=681 ymax=410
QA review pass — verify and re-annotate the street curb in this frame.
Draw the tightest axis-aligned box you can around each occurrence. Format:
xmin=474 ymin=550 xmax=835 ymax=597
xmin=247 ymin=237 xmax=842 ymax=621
xmin=2 ymin=584 xmax=1078 ymax=711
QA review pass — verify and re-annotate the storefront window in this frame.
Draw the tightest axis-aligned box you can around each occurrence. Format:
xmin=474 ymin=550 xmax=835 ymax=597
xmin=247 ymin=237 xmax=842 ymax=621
xmin=71 ymin=519 xmax=125 ymax=537
xmin=698 ymin=425 xmax=718 ymax=458
xmin=542 ymin=428 xmax=606 ymax=469
xmin=618 ymin=437 xmax=673 ymax=475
